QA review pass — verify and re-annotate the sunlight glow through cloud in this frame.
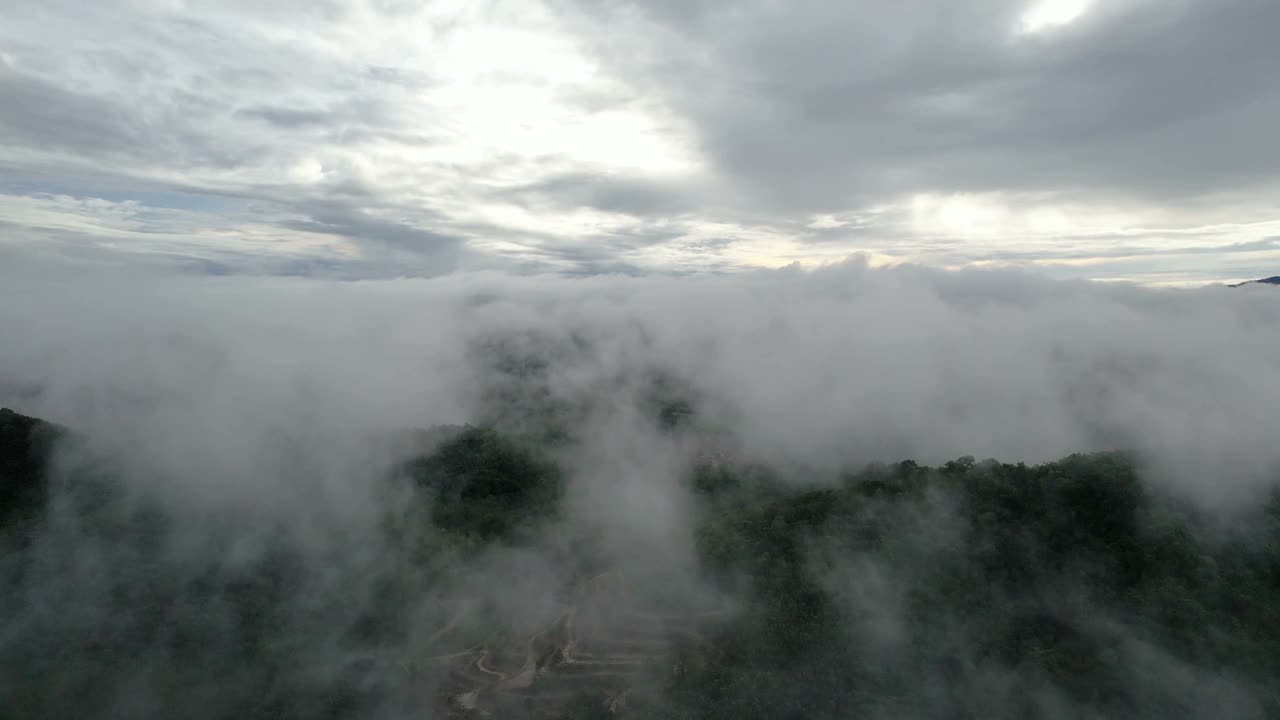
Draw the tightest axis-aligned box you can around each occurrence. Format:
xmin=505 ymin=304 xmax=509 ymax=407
xmin=1019 ymin=0 xmax=1094 ymax=33
xmin=0 ymin=0 xmax=1276 ymax=286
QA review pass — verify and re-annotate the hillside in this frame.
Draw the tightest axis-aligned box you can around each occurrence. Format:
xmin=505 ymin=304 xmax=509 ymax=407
xmin=1 ymin=407 xmax=1278 ymax=719
xmin=0 ymin=407 xmax=62 ymax=535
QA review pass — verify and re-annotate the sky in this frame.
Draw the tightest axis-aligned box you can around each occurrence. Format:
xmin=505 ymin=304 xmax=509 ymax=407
xmin=1 ymin=0 xmax=1279 ymax=284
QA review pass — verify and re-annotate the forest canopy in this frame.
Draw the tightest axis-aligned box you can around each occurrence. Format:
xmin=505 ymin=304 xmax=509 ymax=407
xmin=1 ymin=404 xmax=1278 ymax=719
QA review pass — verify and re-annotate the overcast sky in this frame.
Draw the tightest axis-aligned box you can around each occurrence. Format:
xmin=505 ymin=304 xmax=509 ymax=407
xmin=2 ymin=0 xmax=1278 ymax=284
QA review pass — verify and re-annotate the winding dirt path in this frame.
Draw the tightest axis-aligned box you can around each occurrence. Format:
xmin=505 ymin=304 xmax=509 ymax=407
xmin=435 ymin=573 xmax=733 ymax=717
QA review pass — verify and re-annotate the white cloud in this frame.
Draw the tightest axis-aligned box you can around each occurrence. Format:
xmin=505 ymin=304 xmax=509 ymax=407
xmin=1018 ymin=0 xmax=1095 ymax=33
xmin=3 ymin=261 xmax=1278 ymax=514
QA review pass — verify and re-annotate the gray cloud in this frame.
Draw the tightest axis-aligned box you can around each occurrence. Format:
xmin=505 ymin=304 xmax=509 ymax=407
xmin=896 ymin=235 xmax=1280 ymax=265
xmin=3 ymin=261 xmax=1278 ymax=508
xmin=0 ymin=0 xmax=1277 ymax=282
xmin=283 ymin=204 xmax=460 ymax=256
xmin=235 ymin=106 xmax=339 ymax=129
xmin=0 ymin=70 xmax=147 ymax=156
xmin=497 ymin=171 xmax=700 ymax=217
xmin=562 ymin=0 xmax=1280 ymax=211
xmin=1 ymin=260 xmax=1279 ymax=714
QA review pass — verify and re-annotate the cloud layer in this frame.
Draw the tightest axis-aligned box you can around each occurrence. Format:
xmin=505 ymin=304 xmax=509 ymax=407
xmin=3 ymin=261 xmax=1278 ymax=512
xmin=1 ymin=0 xmax=1278 ymax=281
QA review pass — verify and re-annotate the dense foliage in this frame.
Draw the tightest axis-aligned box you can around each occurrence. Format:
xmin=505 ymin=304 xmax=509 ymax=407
xmin=1 ymin=405 xmax=1278 ymax=719
xmin=402 ymin=425 xmax=564 ymax=543
xmin=659 ymin=454 xmax=1280 ymax=719
xmin=0 ymin=407 xmax=60 ymax=535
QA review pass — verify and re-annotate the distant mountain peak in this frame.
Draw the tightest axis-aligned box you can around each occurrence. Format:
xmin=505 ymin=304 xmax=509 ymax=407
xmin=1228 ymin=275 xmax=1280 ymax=287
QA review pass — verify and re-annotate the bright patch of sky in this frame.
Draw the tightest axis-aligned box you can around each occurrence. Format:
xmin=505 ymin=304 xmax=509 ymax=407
xmin=1019 ymin=0 xmax=1094 ymax=33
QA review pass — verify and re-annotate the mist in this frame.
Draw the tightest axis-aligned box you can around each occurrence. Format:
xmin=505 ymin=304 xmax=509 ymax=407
xmin=1 ymin=257 xmax=1278 ymax=718
xmin=4 ymin=258 xmax=1278 ymax=503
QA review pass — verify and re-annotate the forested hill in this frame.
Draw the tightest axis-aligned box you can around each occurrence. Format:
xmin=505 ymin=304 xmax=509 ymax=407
xmin=1 ymin=406 xmax=1278 ymax=719
xmin=0 ymin=407 xmax=62 ymax=534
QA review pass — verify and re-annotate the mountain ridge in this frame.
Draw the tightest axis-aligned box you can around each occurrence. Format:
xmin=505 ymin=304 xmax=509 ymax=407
xmin=1228 ymin=275 xmax=1280 ymax=287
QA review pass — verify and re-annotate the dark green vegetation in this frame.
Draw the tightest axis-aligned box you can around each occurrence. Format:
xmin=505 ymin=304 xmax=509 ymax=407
xmin=1 ymin=406 xmax=1278 ymax=719
xmin=0 ymin=408 xmax=61 ymax=535
xmin=0 ymin=411 xmax=574 ymax=719
xmin=402 ymin=425 xmax=564 ymax=543
xmin=662 ymin=455 xmax=1280 ymax=719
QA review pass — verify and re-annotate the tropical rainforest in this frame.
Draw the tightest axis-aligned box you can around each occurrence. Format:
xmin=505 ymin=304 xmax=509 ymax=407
xmin=1 ymin=400 xmax=1278 ymax=719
